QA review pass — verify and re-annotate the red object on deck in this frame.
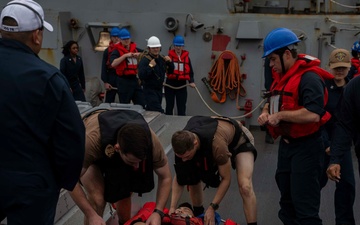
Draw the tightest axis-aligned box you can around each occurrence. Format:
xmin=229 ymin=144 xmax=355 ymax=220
xmin=244 ymin=99 xmax=253 ymax=118
xmin=223 ymin=218 xmax=240 ymax=225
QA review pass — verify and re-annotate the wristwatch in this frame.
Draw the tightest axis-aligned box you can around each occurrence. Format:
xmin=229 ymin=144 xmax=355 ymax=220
xmin=153 ymin=208 xmax=165 ymax=219
xmin=209 ymin=202 xmax=219 ymax=210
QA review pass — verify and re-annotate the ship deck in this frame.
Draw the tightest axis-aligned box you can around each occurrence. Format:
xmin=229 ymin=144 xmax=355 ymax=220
xmin=2 ymin=114 xmax=359 ymax=225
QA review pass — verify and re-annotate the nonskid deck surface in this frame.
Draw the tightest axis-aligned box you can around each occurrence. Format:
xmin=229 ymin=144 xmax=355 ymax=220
xmin=2 ymin=116 xmax=359 ymax=225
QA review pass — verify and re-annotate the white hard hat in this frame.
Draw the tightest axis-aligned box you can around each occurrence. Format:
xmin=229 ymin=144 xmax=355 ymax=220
xmin=147 ymin=36 xmax=161 ymax=47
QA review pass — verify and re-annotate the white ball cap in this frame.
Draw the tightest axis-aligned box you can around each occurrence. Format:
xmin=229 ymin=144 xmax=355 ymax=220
xmin=0 ymin=0 xmax=53 ymax=32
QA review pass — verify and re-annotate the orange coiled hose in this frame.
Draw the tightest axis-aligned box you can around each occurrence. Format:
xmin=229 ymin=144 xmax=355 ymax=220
xmin=208 ymin=50 xmax=246 ymax=109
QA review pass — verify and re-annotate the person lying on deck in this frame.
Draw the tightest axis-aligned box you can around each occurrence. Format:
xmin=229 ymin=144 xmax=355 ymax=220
xmin=124 ymin=202 xmax=238 ymax=225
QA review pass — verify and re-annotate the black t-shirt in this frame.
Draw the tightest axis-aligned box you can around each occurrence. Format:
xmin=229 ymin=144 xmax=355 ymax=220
xmin=298 ymin=71 xmax=327 ymax=117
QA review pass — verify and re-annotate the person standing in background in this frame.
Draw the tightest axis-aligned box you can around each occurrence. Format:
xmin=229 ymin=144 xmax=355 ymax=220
xmin=60 ymin=40 xmax=86 ymax=101
xmin=101 ymin=27 xmax=121 ymax=103
xmin=346 ymin=41 xmax=360 ymax=166
xmin=138 ymin=36 xmax=174 ymax=113
xmin=320 ymin=49 xmax=355 ymax=225
xmin=0 ymin=1 xmax=85 ymax=224
xmin=327 ymin=78 xmax=360 ymax=180
xmin=110 ymin=28 xmax=145 ymax=107
xmin=165 ymin=35 xmax=195 ymax=115
xmin=327 ymin=44 xmax=360 ymax=179
xmin=347 ymin=41 xmax=360 ymax=80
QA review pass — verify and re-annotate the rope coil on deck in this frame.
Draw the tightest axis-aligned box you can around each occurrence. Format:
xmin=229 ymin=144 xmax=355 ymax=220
xmin=207 ymin=50 xmax=246 ymax=110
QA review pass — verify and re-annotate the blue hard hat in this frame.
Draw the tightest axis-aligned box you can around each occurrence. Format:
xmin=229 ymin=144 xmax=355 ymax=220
xmin=173 ymin=35 xmax=185 ymax=46
xmin=351 ymin=41 xmax=360 ymax=53
xmin=262 ymin=28 xmax=300 ymax=58
xmin=118 ymin=28 xmax=131 ymax=39
xmin=110 ymin=27 xmax=121 ymax=37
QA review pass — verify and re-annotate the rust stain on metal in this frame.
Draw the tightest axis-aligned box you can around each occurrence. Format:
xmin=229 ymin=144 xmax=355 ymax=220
xmin=39 ymin=48 xmax=56 ymax=66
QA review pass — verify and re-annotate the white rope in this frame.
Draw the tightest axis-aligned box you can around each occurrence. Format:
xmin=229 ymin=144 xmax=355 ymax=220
xmin=326 ymin=17 xmax=360 ymax=26
xmin=329 ymin=0 xmax=360 ymax=9
xmin=163 ymin=83 xmax=266 ymax=119
xmin=326 ymin=43 xmax=338 ymax=49
xmin=163 ymin=83 xmax=188 ymax=90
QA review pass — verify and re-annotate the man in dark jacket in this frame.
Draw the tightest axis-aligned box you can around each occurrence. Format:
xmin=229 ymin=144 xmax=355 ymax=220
xmin=101 ymin=27 xmax=121 ymax=103
xmin=138 ymin=36 xmax=174 ymax=113
xmin=327 ymin=76 xmax=360 ymax=179
xmin=0 ymin=1 xmax=85 ymax=224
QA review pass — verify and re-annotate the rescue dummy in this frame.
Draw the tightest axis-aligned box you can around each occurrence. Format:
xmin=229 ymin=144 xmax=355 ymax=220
xmin=125 ymin=202 xmax=240 ymax=225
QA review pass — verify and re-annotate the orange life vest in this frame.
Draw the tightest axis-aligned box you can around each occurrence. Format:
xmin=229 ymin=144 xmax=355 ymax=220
xmin=114 ymin=42 xmax=138 ymax=76
xmin=106 ymin=41 xmax=116 ymax=69
xmin=267 ymin=54 xmax=333 ymax=139
xmin=167 ymin=49 xmax=191 ymax=80
xmin=123 ymin=202 xmax=172 ymax=225
xmin=351 ymin=57 xmax=360 ymax=78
